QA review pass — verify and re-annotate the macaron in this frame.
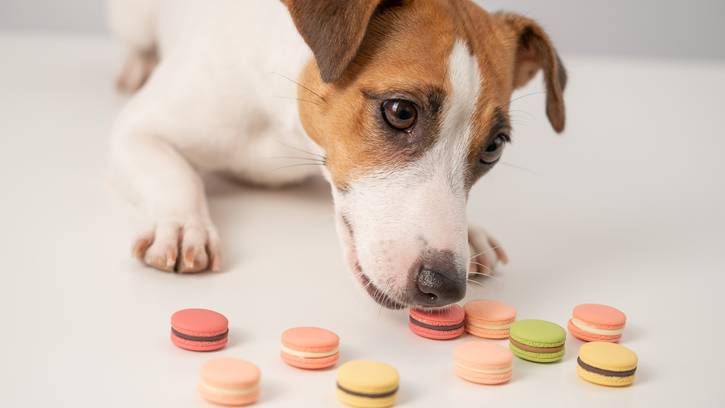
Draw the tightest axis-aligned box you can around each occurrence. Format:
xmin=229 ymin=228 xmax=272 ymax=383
xmin=336 ymin=360 xmax=399 ymax=408
xmin=454 ymin=341 xmax=513 ymax=385
xmin=171 ymin=308 xmax=228 ymax=352
xmin=509 ymin=319 xmax=566 ymax=363
xmin=280 ymin=326 xmax=340 ymax=370
xmin=464 ymin=299 xmax=517 ymax=339
xmin=199 ymin=358 xmax=261 ymax=406
xmin=409 ymin=305 xmax=465 ymax=340
xmin=577 ymin=341 xmax=638 ymax=387
xmin=568 ymin=303 xmax=627 ymax=343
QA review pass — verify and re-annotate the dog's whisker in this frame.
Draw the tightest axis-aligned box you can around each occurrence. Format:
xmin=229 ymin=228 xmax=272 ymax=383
xmin=268 ymin=156 xmax=325 ymax=163
xmin=269 ymin=162 xmax=326 ymax=173
xmin=469 ymin=244 xmax=504 ymax=260
xmin=469 ymin=271 xmax=499 ymax=280
xmin=277 ymin=142 xmax=327 ymax=160
xmin=509 ymin=91 xmax=545 ymax=104
xmin=469 ymin=261 xmax=493 ymax=273
xmin=270 ymin=72 xmax=327 ymax=103
xmin=467 ymin=279 xmax=485 ymax=287
xmin=275 ymin=96 xmax=322 ymax=106
xmin=500 ymin=161 xmax=537 ymax=174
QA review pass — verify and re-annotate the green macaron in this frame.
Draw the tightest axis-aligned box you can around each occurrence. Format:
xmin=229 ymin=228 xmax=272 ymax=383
xmin=509 ymin=319 xmax=566 ymax=363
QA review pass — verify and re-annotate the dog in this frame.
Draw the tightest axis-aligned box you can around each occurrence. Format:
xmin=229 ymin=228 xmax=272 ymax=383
xmin=108 ymin=0 xmax=566 ymax=309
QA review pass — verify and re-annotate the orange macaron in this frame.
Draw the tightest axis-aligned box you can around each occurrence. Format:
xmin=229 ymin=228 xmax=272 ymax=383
xmin=280 ymin=327 xmax=340 ymax=370
xmin=454 ymin=341 xmax=514 ymax=385
xmin=199 ymin=358 xmax=261 ymax=406
xmin=568 ymin=304 xmax=626 ymax=343
xmin=464 ymin=300 xmax=517 ymax=339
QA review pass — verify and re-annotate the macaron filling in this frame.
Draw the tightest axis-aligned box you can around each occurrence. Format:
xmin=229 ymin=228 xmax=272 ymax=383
xmin=336 ymin=383 xmax=398 ymax=399
xmin=454 ymin=362 xmax=512 ymax=375
xmin=199 ymin=382 xmax=259 ymax=396
xmin=280 ymin=344 xmax=339 ymax=359
xmin=171 ymin=328 xmax=229 ymax=342
xmin=570 ymin=318 xmax=624 ymax=336
xmin=409 ymin=316 xmax=465 ymax=331
xmin=577 ymin=357 xmax=637 ymax=378
xmin=467 ymin=321 xmax=512 ymax=330
xmin=509 ymin=338 xmax=564 ymax=354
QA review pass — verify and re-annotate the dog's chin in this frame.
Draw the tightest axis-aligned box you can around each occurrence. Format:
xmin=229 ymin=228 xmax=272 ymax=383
xmin=339 ymin=216 xmax=407 ymax=310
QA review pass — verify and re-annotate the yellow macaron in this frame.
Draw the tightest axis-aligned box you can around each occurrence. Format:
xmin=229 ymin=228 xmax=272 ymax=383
xmin=577 ymin=341 xmax=638 ymax=387
xmin=336 ymin=360 xmax=399 ymax=407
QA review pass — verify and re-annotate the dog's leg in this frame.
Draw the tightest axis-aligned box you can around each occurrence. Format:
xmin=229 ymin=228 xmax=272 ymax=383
xmin=116 ymin=50 xmax=158 ymax=94
xmin=110 ymin=126 xmax=221 ymax=273
xmin=468 ymin=227 xmax=509 ymax=276
xmin=108 ymin=0 xmax=161 ymax=93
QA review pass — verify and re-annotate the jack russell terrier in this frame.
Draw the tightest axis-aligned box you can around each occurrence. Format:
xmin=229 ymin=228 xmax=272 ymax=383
xmin=108 ymin=0 xmax=566 ymax=309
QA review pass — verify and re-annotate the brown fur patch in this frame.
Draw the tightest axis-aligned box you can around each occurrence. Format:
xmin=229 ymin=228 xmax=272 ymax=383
xmin=292 ymin=0 xmax=566 ymax=188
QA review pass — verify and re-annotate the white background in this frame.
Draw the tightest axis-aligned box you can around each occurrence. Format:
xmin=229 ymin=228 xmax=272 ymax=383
xmin=1 ymin=33 xmax=723 ymax=406
xmin=1 ymin=0 xmax=725 ymax=60
xmin=1 ymin=2 xmax=725 ymax=407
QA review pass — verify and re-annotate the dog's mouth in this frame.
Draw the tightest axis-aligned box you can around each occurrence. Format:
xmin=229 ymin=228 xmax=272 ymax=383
xmin=340 ymin=216 xmax=407 ymax=310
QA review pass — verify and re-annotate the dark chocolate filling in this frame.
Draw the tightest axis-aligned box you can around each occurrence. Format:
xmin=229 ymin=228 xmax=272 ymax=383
xmin=409 ymin=316 xmax=465 ymax=331
xmin=337 ymin=383 xmax=398 ymax=399
xmin=509 ymin=338 xmax=564 ymax=353
xmin=171 ymin=328 xmax=228 ymax=342
xmin=577 ymin=357 xmax=637 ymax=377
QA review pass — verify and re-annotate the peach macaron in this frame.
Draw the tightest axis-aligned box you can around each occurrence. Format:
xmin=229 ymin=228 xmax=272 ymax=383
xmin=280 ymin=327 xmax=340 ymax=370
xmin=199 ymin=358 xmax=261 ymax=406
xmin=454 ymin=341 xmax=513 ymax=385
xmin=408 ymin=305 xmax=465 ymax=340
xmin=464 ymin=300 xmax=517 ymax=339
xmin=568 ymin=304 xmax=626 ymax=343
xmin=171 ymin=308 xmax=229 ymax=352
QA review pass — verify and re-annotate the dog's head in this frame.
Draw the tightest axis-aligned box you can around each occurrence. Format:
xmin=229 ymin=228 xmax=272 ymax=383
xmin=283 ymin=0 xmax=566 ymax=309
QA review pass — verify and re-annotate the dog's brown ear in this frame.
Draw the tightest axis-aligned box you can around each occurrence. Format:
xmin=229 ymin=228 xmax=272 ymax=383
xmin=282 ymin=0 xmax=386 ymax=83
xmin=495 ymin=13 xmax=567 ymax=133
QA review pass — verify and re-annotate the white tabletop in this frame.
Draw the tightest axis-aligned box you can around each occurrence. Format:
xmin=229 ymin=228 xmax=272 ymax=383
xmin=1 ymin=32 xmax=724 ymax=407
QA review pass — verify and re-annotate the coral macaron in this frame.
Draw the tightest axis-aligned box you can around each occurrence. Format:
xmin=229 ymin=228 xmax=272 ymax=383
xmin=568 ymin=304 xmax=626 ymax=343
xmin=171 ymin=308 xmax=228 ymax=352
xmin=409 ymin=305 xmax=465 ymax=340
xmin=454 ymin=341 xmax=513 ymax=385
xmin=464 ymin=300 xmax=517 ymax=339
xmin=199 ymin=358 xmax=261 ymax=406
xmin=577 ymin=341 xmax=638 ymax=387
xmin=280 ymin=327 xmax=340 ymax=370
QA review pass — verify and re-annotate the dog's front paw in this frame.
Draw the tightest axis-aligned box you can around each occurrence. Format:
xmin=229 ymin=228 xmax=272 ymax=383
xmin=468 ymin=227 xmax=509 ymax=277
xmin=132 ymin=221 xmax=221 ymax=273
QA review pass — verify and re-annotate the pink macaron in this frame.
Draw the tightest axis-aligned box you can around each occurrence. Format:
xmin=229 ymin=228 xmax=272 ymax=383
xmin=464 ymin=299 xmax=517 ymax=339
xmin=171 ymin=308 xmax=229 ymax=352
xmin=409 ymin=305 xmax=465 ymax=340
xmin=568 ymin=304 xmax=626 ymax=343
xmin=454 ymin=341 xmax=513 ymax=385
xmin=199 ymin=357 xmax=260 ymax=406
xmin=280 ymin=327 xmax=340 ymax=370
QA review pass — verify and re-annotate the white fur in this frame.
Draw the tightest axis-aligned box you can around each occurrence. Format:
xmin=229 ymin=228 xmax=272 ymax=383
xmin=109 ymin=0 xmax=321 ymax=271
xmin=332 ymin=41 xmax=482 ymax=301
xmin=109 ymin=2 xmax=502 ymax=285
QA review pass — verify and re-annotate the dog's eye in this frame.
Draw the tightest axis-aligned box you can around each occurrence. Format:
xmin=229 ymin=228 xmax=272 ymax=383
xmin=480 ymin=133 xmax=509 ymax=164
xmin=381 ymin=99 xmax=417 ymax=131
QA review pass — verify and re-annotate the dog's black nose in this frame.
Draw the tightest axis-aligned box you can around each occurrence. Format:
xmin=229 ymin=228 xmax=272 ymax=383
xmin=410 ymin=250 xmax=466 ymax=307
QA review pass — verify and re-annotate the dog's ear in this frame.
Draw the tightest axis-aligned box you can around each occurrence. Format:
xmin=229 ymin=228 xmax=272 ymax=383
xmin=495 ymin=13 xmax=567 ymax=133
xmin=282 ymin=0 xmax=386 ymax=83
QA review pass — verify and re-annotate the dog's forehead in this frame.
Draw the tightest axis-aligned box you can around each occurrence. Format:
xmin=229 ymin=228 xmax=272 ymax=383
xmin=321 ymin=0 xmax=513 ymax=187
